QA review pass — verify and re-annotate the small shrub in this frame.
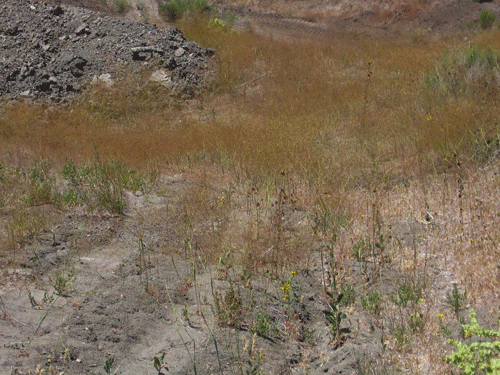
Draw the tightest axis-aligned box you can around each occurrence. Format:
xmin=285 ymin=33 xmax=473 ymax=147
xmin=52 ymin=267 xmax=76 ymax=297
xmin=447 ymin=309 xmax=500 ymax=375
xmin=213 ymin=284 xmax=242 ymax=327
xmin=480 ymin=9 xmax=497 ymax=29
xmin=158 ymin=0 xmax=210 ymax=22
xmin=250 ymin=309 xmax=277 ymax=337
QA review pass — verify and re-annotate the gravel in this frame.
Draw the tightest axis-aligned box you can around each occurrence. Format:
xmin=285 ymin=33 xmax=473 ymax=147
xmin=0 ymin=0 xmax=214 ymax=102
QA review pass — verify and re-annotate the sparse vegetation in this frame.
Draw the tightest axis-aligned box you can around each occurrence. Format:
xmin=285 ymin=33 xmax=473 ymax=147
xmin=3 ymin=2 xmax=500 ymax=374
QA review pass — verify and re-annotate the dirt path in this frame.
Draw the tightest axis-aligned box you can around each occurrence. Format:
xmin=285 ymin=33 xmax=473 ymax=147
xmin=0 ymin=176 xmax=216 ymax=374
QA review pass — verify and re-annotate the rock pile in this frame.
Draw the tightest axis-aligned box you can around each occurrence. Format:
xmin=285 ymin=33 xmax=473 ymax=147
xmin=0 ymin=0 xmax=214 ymax=102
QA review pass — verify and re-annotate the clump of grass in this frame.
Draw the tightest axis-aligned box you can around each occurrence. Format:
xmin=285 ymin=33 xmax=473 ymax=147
xmin=480 ymin=9 xmax=497 ymax=29
xmin=60 ymin=158 xmax=157 ymax=214
xmin=115 ymin=0 xmax=130 ymax=13
xmin=6 ymin=208 xmax=48 ymax=248
xmin=25 ymin=160 xmax=55 ymax=206
xmin=361 ymin=289 xmax=382 ymax=316
xmin=425 ymin=44 xmax=500 ymax=98
xmin=158 ymin=0 xmax=210 ymax=22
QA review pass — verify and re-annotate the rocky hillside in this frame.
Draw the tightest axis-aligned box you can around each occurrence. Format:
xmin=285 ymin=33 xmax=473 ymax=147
xmin=0 ymin=0 xmax=213 ymax=102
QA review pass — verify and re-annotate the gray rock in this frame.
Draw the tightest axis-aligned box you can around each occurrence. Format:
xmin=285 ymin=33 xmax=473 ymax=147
xmin=0 ymin=0 xmax=215 ymax=102
xmin=150 ymin=69 xmax=174 ymax=89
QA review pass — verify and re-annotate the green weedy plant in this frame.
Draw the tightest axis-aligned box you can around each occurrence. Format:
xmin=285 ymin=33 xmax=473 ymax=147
xmin=116 ymin=0 xmax=130 ymax=13
xmin=323 ymin=292 xmax=351 ymax=346
xmin=250 ymin=308 xmax=277 ymax=338
xmin=480 ymin=9 xmax=497 ymax=29
xmin=340 ymin=283 xmax=356 ymax=307
xmin=153 ymin=352 xmax=169 ymax=374
xmin=361 ymin=288 xmax=382 ymax=316
xmin=212 ymin=283 xmax=243 ymax=327
xmin=104 ymin=356 xmax=115 ymax=374
xmin=351 ymin=235 xmax=368 ymax=261
xmin=447 ymin=309 xmax=500 ymax=375
xmin=209 ymin=18 xmax=225 ymax=28
xmin=425 ymin=45 xmax=500 ymax=98
xmin=60 ymin=158 xmax=157 ymax=214
xmin=446 ymin=284 xmax=467 ymax=322
xmin=25 ymin=160 xmax=54 ymax=206
xmin=391 ymin=280 xmax=422 ymax=308
xmin=158 ymin=0 xmax=210 ymax=22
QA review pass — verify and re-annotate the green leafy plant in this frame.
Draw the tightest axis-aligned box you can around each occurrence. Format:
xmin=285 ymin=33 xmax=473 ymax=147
xmin=480 ymin=9 xmax=497 ymax=29
xmin=250 ymin=309 xmax=276 ymax=338
xmin=447 ymin=309 xmax=500 ymax=375
xmin=323 ymin=292 xmax=351 ymax=346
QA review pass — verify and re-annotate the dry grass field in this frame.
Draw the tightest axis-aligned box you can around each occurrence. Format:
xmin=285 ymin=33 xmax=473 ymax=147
xmin=2 ymin=1 xmax=500 ymax=374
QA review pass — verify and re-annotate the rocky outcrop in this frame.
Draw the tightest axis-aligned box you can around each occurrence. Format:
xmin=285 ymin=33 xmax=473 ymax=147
xmin=0 ymin=0 xmax=214 ymax=102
